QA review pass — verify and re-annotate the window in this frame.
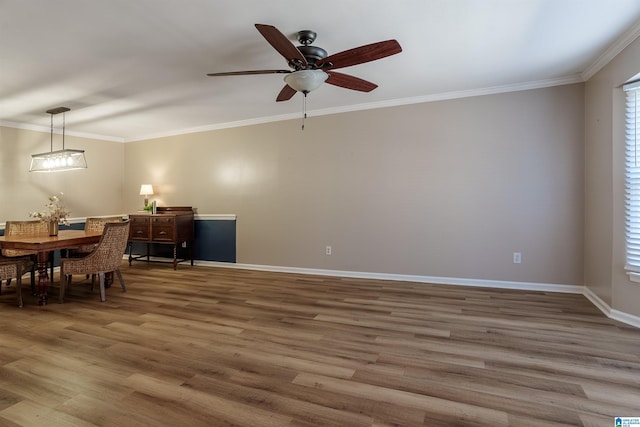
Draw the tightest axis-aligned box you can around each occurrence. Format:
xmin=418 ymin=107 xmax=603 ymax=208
xmin=624 ymin=81 xmax=640 ymax=279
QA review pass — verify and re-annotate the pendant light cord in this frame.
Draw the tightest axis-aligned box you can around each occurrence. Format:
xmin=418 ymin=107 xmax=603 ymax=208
xmin=62 ymin=111 xmax=65 ymax=150
xmin=50 ymin=113 xmax=54 ymax=152
xmin=48 ymin=110 xmax=67 ymax=151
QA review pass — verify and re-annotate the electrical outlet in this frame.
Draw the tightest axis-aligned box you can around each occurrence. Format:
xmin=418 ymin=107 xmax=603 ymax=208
xmin=326 ymin=246 xmax=332 ymax=255
xmin=181 ymin=241 xmax=187 ymax=248
xmin=513 ymin=252 xmax=522 ymax=264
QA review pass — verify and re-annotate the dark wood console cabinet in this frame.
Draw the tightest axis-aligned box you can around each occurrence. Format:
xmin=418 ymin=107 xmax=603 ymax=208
xmin=127 ymin=206 xmax=194 ymax=269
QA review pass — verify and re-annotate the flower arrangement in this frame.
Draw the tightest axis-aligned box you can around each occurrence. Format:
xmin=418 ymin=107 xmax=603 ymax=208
xmin=29 ymin=194 xmax=71 ymax=225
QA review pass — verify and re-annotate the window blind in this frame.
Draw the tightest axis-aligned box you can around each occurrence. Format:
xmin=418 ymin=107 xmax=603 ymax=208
xmin=625 ymin=82 xmax=640 ymax=272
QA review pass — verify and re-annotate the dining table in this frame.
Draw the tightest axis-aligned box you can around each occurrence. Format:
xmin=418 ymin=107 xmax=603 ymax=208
xmin=0 ymin=229 xmax=102 ymax=305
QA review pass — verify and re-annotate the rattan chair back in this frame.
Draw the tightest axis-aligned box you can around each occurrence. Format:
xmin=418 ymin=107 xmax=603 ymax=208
xmin=62 ymin=220 xmax=130 ymax=276
xmin=2 ymin=220 xmax=48 ymax=257
xmin=74 ymin=216 xmax=124 ymax=254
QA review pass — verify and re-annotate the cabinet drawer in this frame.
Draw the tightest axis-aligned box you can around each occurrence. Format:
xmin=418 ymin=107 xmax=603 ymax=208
xmin=130 ymin=223 xmax=150 ymax=240
xmin=152 ymin=225 xmax=174 ymax=241
xmin=130 ymin=216 xmax=150 ymax=224
xmin=152 ymin=216 xmax=175 ymax=225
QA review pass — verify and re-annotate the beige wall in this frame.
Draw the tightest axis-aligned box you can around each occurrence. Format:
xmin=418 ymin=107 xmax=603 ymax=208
xmin=125 ymin=84 xmax=585 ymax=285
xmin=0 ymin=126 xmax=125 ymax=221
xmin=585 ymin=35 xmax=640 ymax=317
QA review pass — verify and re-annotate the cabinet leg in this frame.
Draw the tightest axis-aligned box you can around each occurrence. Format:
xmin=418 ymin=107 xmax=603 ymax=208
xmin=173 ymin=244 xmax=177 ymax=270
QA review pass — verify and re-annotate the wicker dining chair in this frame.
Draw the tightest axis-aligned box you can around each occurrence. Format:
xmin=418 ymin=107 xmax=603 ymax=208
xmin=59 ymin=220 xmax=130 ymax=303
xmin=67 ymin=216 xmax=124 ymax=256
xmin=0 ymin=256 xmax=35 ymax=307
xmin=2 ymin=220 xmax=51 ymax=293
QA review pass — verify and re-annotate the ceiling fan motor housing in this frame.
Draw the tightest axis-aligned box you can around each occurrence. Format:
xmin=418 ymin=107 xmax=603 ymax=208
xmin=295 ymin=30 xmax=328 ymax=68
xmin=297 ymin=45 xmax=328 ymax=66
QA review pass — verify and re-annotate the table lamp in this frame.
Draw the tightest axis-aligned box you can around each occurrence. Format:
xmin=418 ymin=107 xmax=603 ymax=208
xmin=140 ymin=184 xmax=154 ymax=208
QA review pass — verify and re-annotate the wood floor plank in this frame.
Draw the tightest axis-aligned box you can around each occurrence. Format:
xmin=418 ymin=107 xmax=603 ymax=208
xmin=0 ymin=399 xmax=95 ymax=427
xmin=126 ymin=373 xmax=294 ymax=426
xmin=0 ymin=262 xmax=638 ymax=426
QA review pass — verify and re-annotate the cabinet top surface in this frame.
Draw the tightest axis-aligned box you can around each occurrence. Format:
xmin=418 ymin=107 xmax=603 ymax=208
xmin=129 ymin=212 xmax=193 ymax=217
xmin=129 ymin=206 xmax=193 ymax=217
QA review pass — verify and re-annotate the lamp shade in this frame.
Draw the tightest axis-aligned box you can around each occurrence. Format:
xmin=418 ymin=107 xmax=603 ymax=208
xmin=139 ymin=184 xmax=154 ymax=196
xmin=284 ymin=70 xmax=328 ymax=93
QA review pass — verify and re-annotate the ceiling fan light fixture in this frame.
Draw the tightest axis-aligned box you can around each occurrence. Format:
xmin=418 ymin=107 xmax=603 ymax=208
xmin=284 ymin=69 xmax=328 ymax=93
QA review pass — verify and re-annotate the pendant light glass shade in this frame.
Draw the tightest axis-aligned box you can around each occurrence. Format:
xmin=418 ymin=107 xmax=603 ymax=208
xmin=30 ymin=107 xmax=87 ymax=173
xmin=284 ymin=70 xmax=328 ymax=93
xmin=30 ymin=149 xmax=87 ymax=172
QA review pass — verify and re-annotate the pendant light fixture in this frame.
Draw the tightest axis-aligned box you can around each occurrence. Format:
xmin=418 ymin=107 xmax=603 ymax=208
xmin=29 ymin=107 xmax=87 ymax=173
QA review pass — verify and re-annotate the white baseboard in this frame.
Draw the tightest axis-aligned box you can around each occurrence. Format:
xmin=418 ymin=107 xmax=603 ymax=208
xmin=609 ymin=309 xmax=640 ymax=328
xmin=192 ymin=260 xmax=640 ymax=329
xmin=583 ymin=286 xmax=640 ymax=328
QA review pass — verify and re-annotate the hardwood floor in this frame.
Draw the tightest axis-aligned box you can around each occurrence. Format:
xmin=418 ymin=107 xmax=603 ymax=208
xmin=0 ymin=262 xmax=638 ymax=426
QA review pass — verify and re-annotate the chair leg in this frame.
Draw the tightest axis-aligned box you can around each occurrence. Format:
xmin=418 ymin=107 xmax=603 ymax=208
xmin=115 ymin=269 xmax=126 ymax=292
xmin=16 ymin=274 xmax=23 ymax=308
xmin=30 ymin=264 xmax=36 ymax=296
xmin=59 ymin=274 xmax=67 ymax=303
xmin=98 ymin=272 xmax=106 ymax=302
xmin=67 ymin=275 xmax=73 ymax=297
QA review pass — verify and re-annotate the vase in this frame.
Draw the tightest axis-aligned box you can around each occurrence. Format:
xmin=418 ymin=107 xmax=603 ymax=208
xmin=48 ymin=221 xmax=59 ymax=236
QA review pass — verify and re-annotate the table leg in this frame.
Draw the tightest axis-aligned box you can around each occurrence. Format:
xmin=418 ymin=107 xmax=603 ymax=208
xmin=36 ymin=251 xmax=51 ymax=306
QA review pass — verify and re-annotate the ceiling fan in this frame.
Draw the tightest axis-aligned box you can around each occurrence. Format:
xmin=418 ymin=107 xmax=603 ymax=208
xmin=207 ymin=24 xmax=402 ymax=102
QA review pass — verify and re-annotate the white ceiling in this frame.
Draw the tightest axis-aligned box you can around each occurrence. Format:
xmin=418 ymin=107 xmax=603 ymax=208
xmin=1 ymin=0 xmax=640 ymax=142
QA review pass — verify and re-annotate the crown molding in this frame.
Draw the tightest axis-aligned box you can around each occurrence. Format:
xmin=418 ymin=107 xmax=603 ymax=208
xmin=127 ymin=74 xmax=583 ymax=142
xmin=127 ymin=114 xmax=302 ymax=142
xmin=0 ymin=119 xmax=124 ymax=142
xmin=2 ymin=74 xmax=586 ymax=144
xmin=310 ymin=75 xmax=585 ymax=118
xmin=582 ymin=20 xmax=640 ymax=81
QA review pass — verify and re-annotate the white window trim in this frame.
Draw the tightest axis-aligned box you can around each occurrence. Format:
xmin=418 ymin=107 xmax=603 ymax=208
xmin=624 ymin=81 xmax=640 ymax=282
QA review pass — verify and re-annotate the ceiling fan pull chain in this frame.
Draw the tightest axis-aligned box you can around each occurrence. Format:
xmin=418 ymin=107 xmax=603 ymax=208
xmin=302 ymin=92 xmax=307 ymax=131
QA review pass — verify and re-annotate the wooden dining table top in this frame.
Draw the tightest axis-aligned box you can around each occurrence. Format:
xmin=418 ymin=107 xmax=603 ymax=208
xmin=0 ymin=229 xmax=102 ymax=252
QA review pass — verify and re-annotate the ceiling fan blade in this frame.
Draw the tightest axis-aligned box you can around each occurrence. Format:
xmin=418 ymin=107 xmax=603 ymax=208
xmin=207 ymin=69 xmax=290 ymax=76
xmin=255 ymin=24 xmax=308 ymax=67
xmin=317 ymin=40 xmax=402 ymax=70
xmin=276 ymin=85 xmax=297 ymax=102
xmin=326 ymin=71 xmax=378 ymax=92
